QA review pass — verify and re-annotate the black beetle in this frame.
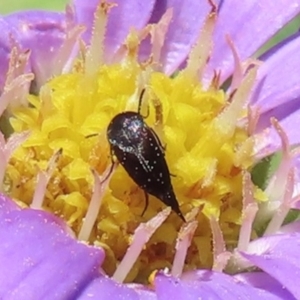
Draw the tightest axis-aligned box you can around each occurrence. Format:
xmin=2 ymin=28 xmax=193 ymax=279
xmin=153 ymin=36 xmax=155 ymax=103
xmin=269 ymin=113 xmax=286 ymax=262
xmin=106 ymin=90 xmax=185 ymax=222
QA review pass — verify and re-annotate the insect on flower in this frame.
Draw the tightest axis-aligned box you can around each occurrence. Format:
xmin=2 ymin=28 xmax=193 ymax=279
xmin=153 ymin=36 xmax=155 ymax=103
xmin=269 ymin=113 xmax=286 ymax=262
xmin=106 ymin=90 xmax=186 ymax=222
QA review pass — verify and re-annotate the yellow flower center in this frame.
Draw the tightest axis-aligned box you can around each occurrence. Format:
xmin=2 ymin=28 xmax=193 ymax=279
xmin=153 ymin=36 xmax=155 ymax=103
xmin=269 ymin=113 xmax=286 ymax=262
xmin=7 ymin=61 xmax=252 ymax=282
xmin=5 ymin=5 xmax=257 ymax=283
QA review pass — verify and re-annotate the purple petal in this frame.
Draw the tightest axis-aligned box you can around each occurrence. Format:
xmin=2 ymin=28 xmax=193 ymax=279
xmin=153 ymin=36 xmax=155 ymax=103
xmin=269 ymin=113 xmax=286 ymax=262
xmin=293 ymin=156 xmax=300 ymax=206
xmin=73 ymin=0 xmax=156 ymax=61
xmin=79 ymin=280 xmax=157 ymax=300
xmin=246 ymin=33 xmax=300 ymax=156
xmin=0 ymin=193 xmax=20 ymax=215
xmin=154 ymin=270 xmax=281 ymax=299
xmin=204 ymin=0 xmax=300 ymax=84
xmin=254 ymin=105 xmax=300 ymax=157
xmin=148 ymin=0 xmax=219 ymax=75
xmin=4 ymin=11 xmax=67 ymax=90
xmin=0 ymin=195 xmax=104 ymax=299
xmin=77 ymin=277 xmax=153 ymax=300
xmin=127 ymin=284 xmax=157 ymax=300
xmin=278 ymin=220 xmax=300 ymax=234
xmin=235 ymin=272 xmax=296 ymax=300
xmin=72 ymin=0 xmax=100 ymax=42
xmin=253 ymin=32 xmax=300 ymax=128
xmin=238 ymin=233 xmax=300 ymax=300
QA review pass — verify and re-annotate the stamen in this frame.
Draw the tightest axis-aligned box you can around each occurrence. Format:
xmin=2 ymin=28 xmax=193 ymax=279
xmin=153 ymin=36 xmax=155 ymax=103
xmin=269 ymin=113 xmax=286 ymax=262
xmin=0 ymin=131 xmax=30 ymax=188
xmin=291 ymin=147 xmax=300 ymax=158
xmin=0 ymin=73 xmax=34 ymax=116
xmin=237 ymin=172 xmax=258 ymax=251
xmin=226 ymin=35 xmax=243 ymax=92
xmin=291 ymin=149 xmax=300 ymax=200
xmin=226 ymin=35 xmax=261 ymax=92
xmin=186 ymin=206 xmax=203 ymax=221
xmin=214 ymin=66 xmax=258 ymax=139
xmin=214 ymin=252 xmax=232 ymax=273
xmin=77 ymin=38 xmax=87 ymax=68
xmin=184 ymin=4 xmax=217 ymax=80
xmin=210 ymin=70 xmax=221 ymax=90
xmin=65 ymin=3 xmax=75 ymax=24
xmin=113 ymin=207 xmax=171 ymax=283
xmin=85 ymin=0 xmax=115 ymax=74
xmin=291 ymin=193 xmax=300 ymax=209
xmin=78 ymin=164 xmax=116 ymax=241
xmin=150 ymin=8 xmax=173 ymax=67
xmin=202 ymin=158 xmax=217 ymax=187
xmin=255 ymin=119 xmax=292 ymax=228
xmin=52 ymin=25 xmax=84 ymax=76
xmin=124 ymin=29 xmax=141 ymax=62
xmin=289 ymin=152 xmax=300 ymax=206
xmin=113 ymin=25 xmax=150 ymax=63
xmin=39 ymin=85 xmax=53 ymax=119
xmin=272 ymin=118 xmax=290 ymax=159
xmin=0 ymin=47 xmax=33 ymax=115
xmin=171 ymin=220 xmax=198 ymax=277
xmin=5 ymin=46 xmax=30 ymax=89
xmin=208 ymin=0 xmax=217 ymax=11
xmin=265 ymin=118 xmax=291 ymax=201
xmin=209 ymin=216 xmax=231 ymax=272
xmin=234 ymin=137 xmax=254 ymax=168
xmin=31 ymin=148 xmax=62 ymax=209
xmin=210 ymin=216 xmax=225 ymax=259
xmin=264 ymin=168 xmax=294 ymax=236
xmin=247 ymin=105 xmax=260 ymax=136
xmin=148 ymin=92 xmax=165 ymax=142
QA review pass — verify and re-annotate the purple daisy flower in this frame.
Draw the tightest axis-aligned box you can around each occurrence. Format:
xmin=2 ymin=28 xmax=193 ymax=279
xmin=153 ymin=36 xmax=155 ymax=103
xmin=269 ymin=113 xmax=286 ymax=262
xmin=1 ymin=0 xmax=300 ymax=299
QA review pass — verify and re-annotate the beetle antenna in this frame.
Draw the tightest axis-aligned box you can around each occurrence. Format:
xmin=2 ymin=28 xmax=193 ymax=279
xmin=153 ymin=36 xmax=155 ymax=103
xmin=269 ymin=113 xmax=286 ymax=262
xmin=141 ymin=191 xmax=149 ymax=217
xmin=85 ymin=133 xmax=99 ymax=139
xmin=137 ymin=88 xmax=146 ymax=115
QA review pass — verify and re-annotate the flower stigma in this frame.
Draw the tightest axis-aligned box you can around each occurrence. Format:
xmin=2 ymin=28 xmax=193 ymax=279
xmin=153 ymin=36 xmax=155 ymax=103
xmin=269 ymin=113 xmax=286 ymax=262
xmin=4 ymin=2 xmax=263 ymax=283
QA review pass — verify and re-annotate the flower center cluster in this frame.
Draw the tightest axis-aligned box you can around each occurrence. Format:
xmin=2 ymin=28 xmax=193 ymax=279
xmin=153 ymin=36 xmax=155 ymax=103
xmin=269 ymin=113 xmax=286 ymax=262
xmin=4 ymin=3 xmax=256 ymax=283
xmin=6 ymin=58 xmax=251 ymax=281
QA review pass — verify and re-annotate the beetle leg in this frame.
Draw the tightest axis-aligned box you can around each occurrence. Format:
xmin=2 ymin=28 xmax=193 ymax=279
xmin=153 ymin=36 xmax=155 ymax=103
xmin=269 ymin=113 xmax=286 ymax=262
xmin=149 ymin=128 xmax=177 ymax=177
xmin=141 ymin=191 xmax=149 ymax=217
xmin=100 ymin=149 xmax=118 ymax=183
xmin=100 ymin=161 xmax=116 ymax=183
xmin=149 ymin=128 xmax=166 ymax=153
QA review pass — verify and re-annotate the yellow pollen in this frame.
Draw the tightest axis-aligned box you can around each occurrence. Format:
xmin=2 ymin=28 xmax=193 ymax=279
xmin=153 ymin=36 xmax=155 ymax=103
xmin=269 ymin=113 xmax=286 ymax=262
xmin=5 ymin=23 xmax=256 ymax=283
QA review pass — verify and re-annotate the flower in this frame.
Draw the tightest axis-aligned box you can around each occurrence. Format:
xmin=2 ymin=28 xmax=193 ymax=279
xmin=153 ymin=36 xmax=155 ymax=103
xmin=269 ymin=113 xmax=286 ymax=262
xmin=1 ymin=0 xmax=300 ymax=299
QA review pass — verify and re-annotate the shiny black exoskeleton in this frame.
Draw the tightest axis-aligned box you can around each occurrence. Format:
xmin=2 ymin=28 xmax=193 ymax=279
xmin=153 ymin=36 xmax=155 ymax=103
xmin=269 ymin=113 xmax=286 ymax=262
xmin=106 ymin=93 xmax=185 ymax=222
